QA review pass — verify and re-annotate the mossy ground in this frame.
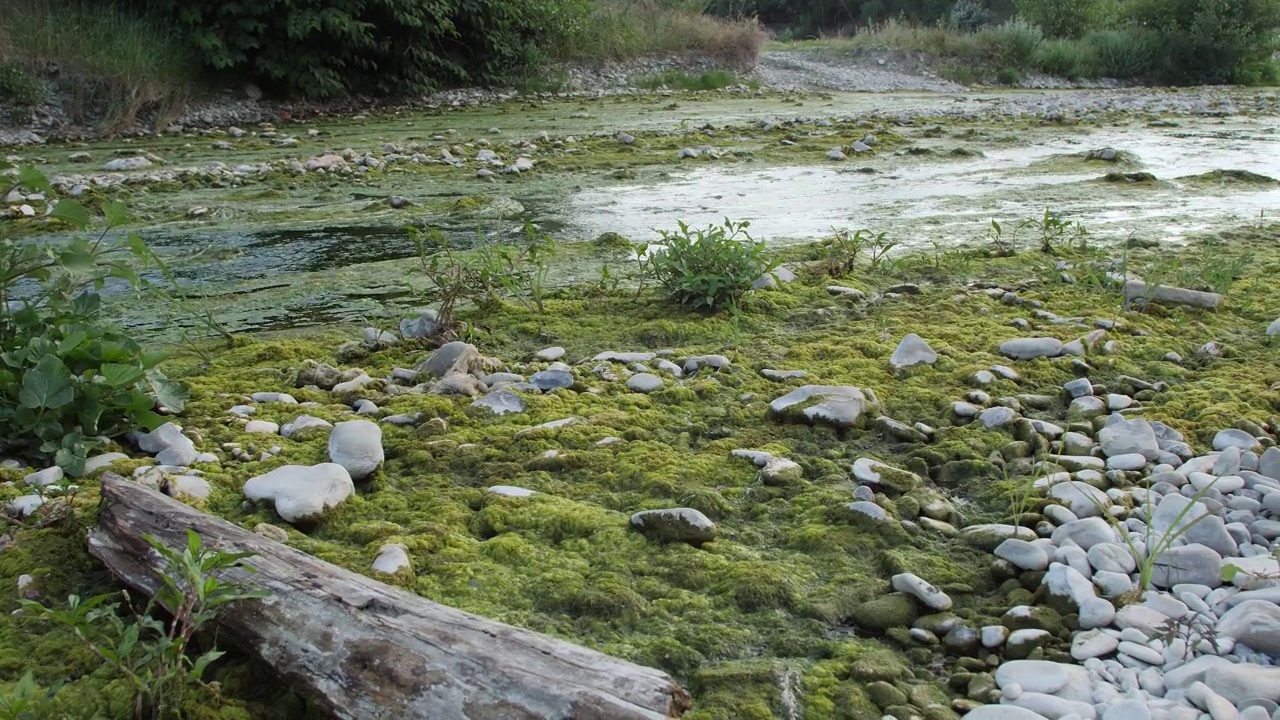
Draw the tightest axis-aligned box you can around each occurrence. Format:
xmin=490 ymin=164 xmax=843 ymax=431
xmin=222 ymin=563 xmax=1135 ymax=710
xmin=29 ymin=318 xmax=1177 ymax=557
xmin=3 ymin=217 xmax=1277 ymax=717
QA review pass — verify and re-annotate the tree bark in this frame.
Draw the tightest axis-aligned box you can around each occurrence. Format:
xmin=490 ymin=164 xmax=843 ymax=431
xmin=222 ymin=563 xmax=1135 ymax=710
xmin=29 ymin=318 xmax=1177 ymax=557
xmin=87 ymin=473 xmax=691 ymax=720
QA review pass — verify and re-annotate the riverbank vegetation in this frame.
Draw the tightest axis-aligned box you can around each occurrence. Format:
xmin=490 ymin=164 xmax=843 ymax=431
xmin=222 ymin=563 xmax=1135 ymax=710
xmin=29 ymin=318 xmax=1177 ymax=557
xmin=759 ymin=0 xmax=1280 ymax=84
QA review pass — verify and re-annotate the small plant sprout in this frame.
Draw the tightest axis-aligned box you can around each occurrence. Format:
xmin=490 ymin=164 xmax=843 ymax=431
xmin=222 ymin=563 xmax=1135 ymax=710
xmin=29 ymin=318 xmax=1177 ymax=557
xmin=24 ymin=530 xmax=269 ymax=720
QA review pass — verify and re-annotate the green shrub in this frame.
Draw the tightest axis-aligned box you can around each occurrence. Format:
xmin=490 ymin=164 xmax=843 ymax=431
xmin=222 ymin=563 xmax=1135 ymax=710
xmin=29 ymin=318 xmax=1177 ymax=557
xmin=136 ymin=0 xmax=592 ymax=98
xmin=558 ymin=0 xmax=764 ymax=65
xmin=641 ymin=219 xmax=776 ymax=310
xmin=949 ymin=0 xmax=993 ymax=30
xmin=0 ymin=163 xmax=185 ymax=474
xmin=24 ymin=530 xmax=268 ymax=718
xmin=980 ymin=18 xmax=1044 ymax=66
xmin=1131 ymin=0 xmax=1280 ymax=84
xmin=1033 ymin=38 xmax=1096 ymax=77
xmin=1086 ymin=28 xmax=1159 ymax=78
xmin=635 ymin=69 xmax=743 ymax=90
xmin=1013 ymin=0 xmax=1108 ymax=37
xmin=0 ymin=61 xmax=43 ymax=106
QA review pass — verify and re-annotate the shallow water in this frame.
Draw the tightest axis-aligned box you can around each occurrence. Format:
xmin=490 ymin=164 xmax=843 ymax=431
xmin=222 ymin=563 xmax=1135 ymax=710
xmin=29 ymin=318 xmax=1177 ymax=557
xmin=34 ymin=90 xmax=1279 ymax=333
xmin=569 ymin=118 xmax=1280 ymax=246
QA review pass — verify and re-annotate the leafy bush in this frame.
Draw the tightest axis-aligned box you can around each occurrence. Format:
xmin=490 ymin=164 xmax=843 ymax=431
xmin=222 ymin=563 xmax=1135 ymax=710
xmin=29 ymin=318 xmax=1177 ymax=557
xmin=1131 ymin=0 xmax=1280 ymax=84
xmin=1013 ymin=0 xmax=1108 ymax=37
xmin=135 ymin=0 xmax=591 ymax=98
xmin=0 ymin=163 xmax=185 ymax=474
xmin=641 ymin=219 xmax=776 ymax=310
xmin=980 ymin=18 xmax=1044 ymax=66
xmin=1086 ymin=28 xmax=1159 ymax=78
xmin=635 ymin=69 xmax=744 ymax=90
xmin=1033 ymin=38 xmax=1096 ymax=77
xmin=0 ymin=62 xmax=44 ymax=107
xmin=25 ymin=530 xmax=268 ymax=718
xmin=949 ymin=0 xmax=992 ymax=30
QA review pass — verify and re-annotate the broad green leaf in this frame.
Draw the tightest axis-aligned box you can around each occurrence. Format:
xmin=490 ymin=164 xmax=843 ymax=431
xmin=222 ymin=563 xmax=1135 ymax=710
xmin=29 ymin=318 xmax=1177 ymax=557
xmin=103 ymin=201 xmax=130 ymax=228
xmin=17 ymin=165 xmax=51 ymax=194
xmin=18 ymin=355 xmax=75 ymax=410
xmin=57 ymin=330 xmax=89 ymax=356
xmin=100 ymin=363 xmax=145 ymax=388
xmin=50 ymin=200 xmax=93 ymax=229
xmin=146 ymin=369 xmax=187 ymax=411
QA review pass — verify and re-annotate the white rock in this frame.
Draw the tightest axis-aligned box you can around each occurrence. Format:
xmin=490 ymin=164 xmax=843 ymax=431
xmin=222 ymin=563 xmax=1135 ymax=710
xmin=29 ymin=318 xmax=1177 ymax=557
xmin=888 ymin=333 xmax=938 ymax=374
xmin=165 ymin=475 xmax=211 ymax=500
xmin=1104 ymin=699 xmax=1152 ymax=720
xmin=1216 ymin=600 xmax=1280 ymax=653
xmin=983 ymin=625 xmax=1011 ymax=648
xmin=1202 ymin=663 xmax=1280 ymax=703
xmin=1186 ymin=681 xmax=1238 ymax=720
xmin=891 ymin=572 xmax=952 ymax=611
xmin=327 ymin=420 xmax=384 ymax=480
xmin=1072 ymin=629 xmax=1119 ymax=660
xmin=996 ymin=538 xmax=1051 ymax=571
xmin=251 ymin=392 xmax=298 ymax=404
xmin=1118 ymin=640 xmax=1163 ymax=665
xmin=1049 ymin=481 xmax=1111 ymax=518
xmin=6 ymin=494 xmax=44 ymax=517
xmin=244 ymin=420 xmax=280 ymax=434
xmin=1098 ymin=419 xmax=1160 ymax=460
xmin=964 ymin=707 xmax=1052 ymax=720
xmin=84 ymin=453 xmax=129 ymax=473
xmin=372 ymin=543 xmax=411 ymax=574
xmin=488 ymin=485 xmax=535 ymax=497
xmin=24 ymin=466 xmax=63 ymax=487
xmin=280 ymin=415 xmax=334 ymax=439
xmin=243 ymin=463 xmax=354 ymax=523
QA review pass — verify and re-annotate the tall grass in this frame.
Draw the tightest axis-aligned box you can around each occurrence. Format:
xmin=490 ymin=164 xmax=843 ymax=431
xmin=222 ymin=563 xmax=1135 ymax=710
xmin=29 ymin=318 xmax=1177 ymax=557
xmin=555 ymin=0 xmax=766 ymax=65
xmin=0 ymin=0 xmax=197 ymax=131
xmin=790 ymin=17 xmax=1163 ymax=82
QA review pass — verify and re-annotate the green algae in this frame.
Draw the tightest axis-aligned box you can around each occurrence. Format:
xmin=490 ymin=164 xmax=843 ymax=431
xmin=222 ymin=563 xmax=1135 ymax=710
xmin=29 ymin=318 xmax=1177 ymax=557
xmin=4 ymin=214 xmax=1280 ymax=717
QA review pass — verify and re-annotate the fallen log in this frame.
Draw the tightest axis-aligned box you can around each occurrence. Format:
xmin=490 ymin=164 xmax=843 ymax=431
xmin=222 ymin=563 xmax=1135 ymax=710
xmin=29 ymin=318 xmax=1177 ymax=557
xmin=87 ymin=474 xmax=691 ymax=720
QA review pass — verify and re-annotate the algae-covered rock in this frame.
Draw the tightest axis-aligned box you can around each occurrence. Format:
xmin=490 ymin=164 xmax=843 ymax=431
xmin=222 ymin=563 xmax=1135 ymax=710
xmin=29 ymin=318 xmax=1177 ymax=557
xmin=280 ymin=414 xmax=334 ymax=440
xmin=416 ymin=341 xmax=480 ymax=378
xmin=630 ymin=508 xmax=716 ymax=546
xmin=769 ymin=385 xmax=878 ymax=429
xmin=959 ymin=524 xmax=1036 ymax=551
xmin=852 ymin=592 xmax=919 ymax=633
xmin=243 ymin=463 xmax=354 ymax=523
xmin=852 ymin=457 xmax=922 ymax=495
xmin=327 ymin=420 xmax=384 ymax=480
xmin=451 ymin=194 xmax=524 ymax=218
xmin=295 ymin=360 xmax=343 ymax=389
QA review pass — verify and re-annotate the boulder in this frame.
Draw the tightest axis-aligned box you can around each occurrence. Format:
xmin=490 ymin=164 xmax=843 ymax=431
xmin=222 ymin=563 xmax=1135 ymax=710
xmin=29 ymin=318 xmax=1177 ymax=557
xmin=768 ymin=385 xmax=878 ymax=429
xmin=327 ymin=420 xmax=384 ymax=480
xmin=243 ymin=464 xmax=354 ymax=523
xmin=1000 ymin=337 xmax=1064 ymax=360
xmin=630 ymin=508 xmax=716 ymax=546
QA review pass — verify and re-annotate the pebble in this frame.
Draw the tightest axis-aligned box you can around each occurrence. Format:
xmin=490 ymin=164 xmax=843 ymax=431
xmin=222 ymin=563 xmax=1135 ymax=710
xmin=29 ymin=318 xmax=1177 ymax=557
xmin=891 ymin=572 xmax=952 ymax=611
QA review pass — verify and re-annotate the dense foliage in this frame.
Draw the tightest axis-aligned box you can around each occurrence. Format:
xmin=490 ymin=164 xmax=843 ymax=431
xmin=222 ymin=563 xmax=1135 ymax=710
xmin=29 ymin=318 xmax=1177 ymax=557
xmin=1130 ymin=0 xmax=1280 ymax=83
xmin=129 ymin=0 xmax=590 ymax=97
xmin=0 ymin=164 xmax=185 ymax=474
xmin=642 ymin=219 xmax=777 ymax=310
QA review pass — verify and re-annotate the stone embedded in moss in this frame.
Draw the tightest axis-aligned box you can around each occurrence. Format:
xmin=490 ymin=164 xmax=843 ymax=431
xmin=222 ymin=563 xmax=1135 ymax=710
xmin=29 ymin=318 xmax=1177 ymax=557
xmin=630 ymin=507 xmax=716 ymax=546
xmin=243 ymin=463 xmax=354 ymax=523
xmin=852 ymin=457 xmax=922 ymax=496
xmin=768 ymin=385 xmax=879 ymax=430
xmin=865 ymin=680 xmax=908 ymax=708
xmin=851 ymin=592 xmax=919 ymax=633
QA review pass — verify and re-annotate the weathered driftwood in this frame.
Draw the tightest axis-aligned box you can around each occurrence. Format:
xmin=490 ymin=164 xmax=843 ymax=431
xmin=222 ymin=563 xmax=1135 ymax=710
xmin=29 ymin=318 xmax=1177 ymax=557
xmin=1123 ymin=280 xmax=1224 ymax=311
xmin=88 ymin=474 xmax=691 ymax=720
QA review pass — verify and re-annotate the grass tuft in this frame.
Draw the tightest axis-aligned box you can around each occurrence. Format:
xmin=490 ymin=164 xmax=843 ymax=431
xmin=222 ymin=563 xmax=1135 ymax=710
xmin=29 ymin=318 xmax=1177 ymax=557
xmin=0 ymin=0 xmax=198 ymax=131
xmin=635 ymin=69 xmax=752 ymax=90
xmin=557 ymin=0 xmax=766 ymax=66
